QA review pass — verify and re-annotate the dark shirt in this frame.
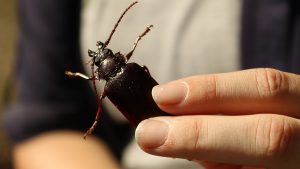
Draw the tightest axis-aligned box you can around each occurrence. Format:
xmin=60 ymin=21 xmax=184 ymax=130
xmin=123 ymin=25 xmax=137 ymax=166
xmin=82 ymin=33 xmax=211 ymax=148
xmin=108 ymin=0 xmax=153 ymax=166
xmin=242 ymin=0 xmax=300 ymax=73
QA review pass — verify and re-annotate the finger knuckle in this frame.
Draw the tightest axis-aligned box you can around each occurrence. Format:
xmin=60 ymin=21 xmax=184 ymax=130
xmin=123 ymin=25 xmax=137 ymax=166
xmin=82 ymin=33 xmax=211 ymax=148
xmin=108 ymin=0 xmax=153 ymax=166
xmin=191 ymin=120 xmax=203 ymax=151
xmin=255 ymin=68 xmax=288 ymax=98
xmin=255 ymin=115 xmax=293 ymax=158
xmin=188 ymin=75 xmax=218 ymax=103
xmin=173 ymin=118 xmax=205 ymax=152
xmin=163 ymin=118 xmax=205 ymax=155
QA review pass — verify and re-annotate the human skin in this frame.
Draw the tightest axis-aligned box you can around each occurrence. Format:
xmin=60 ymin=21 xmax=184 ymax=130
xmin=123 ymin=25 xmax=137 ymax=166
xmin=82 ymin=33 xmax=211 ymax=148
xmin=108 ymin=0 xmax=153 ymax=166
xmin=13 ymin=131 xmax=120 ymax=169
xmin=135 ymin=68 xmax=300 ymax=169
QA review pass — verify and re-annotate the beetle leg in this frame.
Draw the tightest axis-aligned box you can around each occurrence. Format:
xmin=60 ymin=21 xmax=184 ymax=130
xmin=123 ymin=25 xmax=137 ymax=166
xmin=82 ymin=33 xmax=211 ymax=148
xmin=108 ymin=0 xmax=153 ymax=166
xmin=83 ymin=60 xmax=104 ymax=139
xmin=125 ymin=25 xmax=153 ymax=61
xmin=64 ymin=71 xmax=98 ymax=80
xmin=83 ymin=89 xmax=106 ymax=139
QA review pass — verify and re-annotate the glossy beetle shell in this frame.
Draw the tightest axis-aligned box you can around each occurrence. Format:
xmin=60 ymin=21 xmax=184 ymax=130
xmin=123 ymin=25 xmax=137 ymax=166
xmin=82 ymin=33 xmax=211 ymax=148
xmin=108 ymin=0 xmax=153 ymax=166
xmin=105 ymin=63 xmax=169 ymax=126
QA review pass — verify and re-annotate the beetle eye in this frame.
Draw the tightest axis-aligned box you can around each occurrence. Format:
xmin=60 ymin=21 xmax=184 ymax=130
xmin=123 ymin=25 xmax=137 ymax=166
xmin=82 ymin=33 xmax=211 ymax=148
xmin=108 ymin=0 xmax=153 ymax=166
xmin=88 ymin=49 xmax=96 ymax=57
xmin=94 ymin=56 xmax=101 ymax=66
xmin=103 ymin=49 xmax=113 ymax=56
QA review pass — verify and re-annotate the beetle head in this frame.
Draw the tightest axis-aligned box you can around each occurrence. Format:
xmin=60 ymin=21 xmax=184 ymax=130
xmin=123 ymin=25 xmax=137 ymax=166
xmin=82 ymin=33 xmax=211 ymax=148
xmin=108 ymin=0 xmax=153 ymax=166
xmin=88 ymin=41 xmax=126 ymax=80
xmin=88 ymin=41 xmax=113 ymax=67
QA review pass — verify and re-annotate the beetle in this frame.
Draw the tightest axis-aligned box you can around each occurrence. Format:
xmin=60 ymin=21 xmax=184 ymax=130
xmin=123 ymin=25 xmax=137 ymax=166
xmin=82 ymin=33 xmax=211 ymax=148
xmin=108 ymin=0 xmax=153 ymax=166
xmin=65 ymin=1 xmax=169 ymax=138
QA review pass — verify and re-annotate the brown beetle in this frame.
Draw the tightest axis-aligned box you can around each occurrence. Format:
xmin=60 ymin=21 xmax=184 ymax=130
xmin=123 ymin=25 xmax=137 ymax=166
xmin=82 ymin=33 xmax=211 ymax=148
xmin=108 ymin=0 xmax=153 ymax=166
xmin=66 ymin=1 xmax=169 ymax=138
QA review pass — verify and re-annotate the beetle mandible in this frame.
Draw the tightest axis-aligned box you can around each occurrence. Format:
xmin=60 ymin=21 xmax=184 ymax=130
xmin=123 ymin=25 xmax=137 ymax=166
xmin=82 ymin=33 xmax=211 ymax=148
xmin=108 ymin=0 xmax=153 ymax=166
xmin=65 ymin=1 xmax=169 ymax=139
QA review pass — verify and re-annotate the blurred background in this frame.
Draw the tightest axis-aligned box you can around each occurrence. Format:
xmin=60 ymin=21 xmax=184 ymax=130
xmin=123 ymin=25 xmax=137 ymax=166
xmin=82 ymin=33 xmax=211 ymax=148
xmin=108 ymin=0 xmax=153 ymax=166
xmin=0 ymin=0 xmax=17 ymax=168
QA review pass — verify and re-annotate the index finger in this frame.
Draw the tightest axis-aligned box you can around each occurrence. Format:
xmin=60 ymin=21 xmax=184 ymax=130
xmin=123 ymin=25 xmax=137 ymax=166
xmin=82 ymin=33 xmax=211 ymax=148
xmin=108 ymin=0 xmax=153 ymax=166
xmin=152 ymin=68 xmax=300 ymax=117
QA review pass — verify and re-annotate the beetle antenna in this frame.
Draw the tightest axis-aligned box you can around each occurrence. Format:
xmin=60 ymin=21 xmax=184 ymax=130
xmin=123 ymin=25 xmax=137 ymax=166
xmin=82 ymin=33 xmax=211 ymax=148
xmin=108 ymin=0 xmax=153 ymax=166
xmin=103 ymin=1 xmax=138 ymax=48
xmin=125 ymin=25 xmax=153 ymax=61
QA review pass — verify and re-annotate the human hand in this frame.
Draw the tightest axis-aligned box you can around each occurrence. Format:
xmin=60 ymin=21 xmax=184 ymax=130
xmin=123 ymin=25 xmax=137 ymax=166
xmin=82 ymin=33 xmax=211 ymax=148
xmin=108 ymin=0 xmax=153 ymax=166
xmin=135 ymin=68 xmax=300 ymax=169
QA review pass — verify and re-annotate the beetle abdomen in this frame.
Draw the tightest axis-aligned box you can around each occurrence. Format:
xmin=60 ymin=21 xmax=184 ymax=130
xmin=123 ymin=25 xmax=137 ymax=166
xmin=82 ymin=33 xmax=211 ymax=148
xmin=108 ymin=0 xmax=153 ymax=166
xmin=105 ymin=63 xmax=169 ymax=126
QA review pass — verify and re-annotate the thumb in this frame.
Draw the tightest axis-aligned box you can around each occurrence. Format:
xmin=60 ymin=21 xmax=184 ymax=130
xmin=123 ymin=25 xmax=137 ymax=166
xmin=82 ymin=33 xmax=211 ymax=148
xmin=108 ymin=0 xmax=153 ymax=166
xmin=135 ymin=115 xmax=300 ymax=169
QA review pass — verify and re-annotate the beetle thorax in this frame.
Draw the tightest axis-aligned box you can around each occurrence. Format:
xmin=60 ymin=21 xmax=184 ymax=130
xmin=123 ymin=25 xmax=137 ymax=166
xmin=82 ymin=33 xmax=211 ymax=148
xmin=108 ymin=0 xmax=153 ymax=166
xmin=97 ymin=54 xmax=126 ymax=81
xmin=88 ymin=41 xmax=127 ymax=81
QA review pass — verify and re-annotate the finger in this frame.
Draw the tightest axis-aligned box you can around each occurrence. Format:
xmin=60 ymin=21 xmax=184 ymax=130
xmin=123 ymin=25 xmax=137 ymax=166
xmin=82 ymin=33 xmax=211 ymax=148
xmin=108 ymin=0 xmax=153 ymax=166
xmin=152 ymin=68 xmax=300 ymax=117
xmin=135 ymin=114 xmax=300 ymax=168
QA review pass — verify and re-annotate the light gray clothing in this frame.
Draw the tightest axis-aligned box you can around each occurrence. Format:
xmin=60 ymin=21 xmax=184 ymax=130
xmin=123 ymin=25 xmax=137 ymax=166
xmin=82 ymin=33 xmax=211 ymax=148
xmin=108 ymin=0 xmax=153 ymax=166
xmin=81 ymin=0 xmax=241 ymax=168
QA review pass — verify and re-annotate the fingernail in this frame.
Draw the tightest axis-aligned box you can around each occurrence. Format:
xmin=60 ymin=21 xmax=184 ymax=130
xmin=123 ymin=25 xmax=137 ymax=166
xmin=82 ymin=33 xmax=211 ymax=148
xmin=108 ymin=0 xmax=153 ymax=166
xmin=135 ymin=119 xmax=169 ymax=149
xmin=152 ymin=82 xmax=188 ymax=105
